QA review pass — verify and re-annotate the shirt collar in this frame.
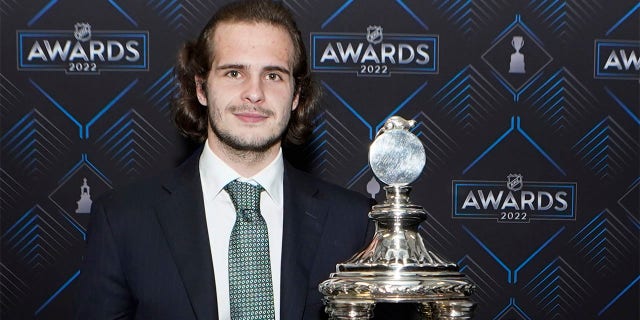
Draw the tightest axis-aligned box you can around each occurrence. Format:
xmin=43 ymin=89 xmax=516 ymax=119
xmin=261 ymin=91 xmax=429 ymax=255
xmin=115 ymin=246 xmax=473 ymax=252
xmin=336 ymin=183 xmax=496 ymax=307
xmin=199 ymin=141 xmax=284 ymax=206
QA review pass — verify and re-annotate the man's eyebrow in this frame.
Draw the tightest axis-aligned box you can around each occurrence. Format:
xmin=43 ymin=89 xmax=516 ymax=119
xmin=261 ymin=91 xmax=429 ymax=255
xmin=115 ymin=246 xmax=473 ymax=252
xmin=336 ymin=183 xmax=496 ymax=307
xmin=216 ymin=64 xmax=246 ymax=71
xmin=263 ymin=65 xmax=291 ymax=74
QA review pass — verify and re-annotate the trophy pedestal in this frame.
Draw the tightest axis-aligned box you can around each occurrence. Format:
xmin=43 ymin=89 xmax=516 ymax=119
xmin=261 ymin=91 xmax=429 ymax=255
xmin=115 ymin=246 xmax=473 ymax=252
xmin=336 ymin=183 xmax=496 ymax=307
xmin=319 ymin=117 xmax=477 ymax=319
xmin=321 ymin=274 xmax=476 ymax=319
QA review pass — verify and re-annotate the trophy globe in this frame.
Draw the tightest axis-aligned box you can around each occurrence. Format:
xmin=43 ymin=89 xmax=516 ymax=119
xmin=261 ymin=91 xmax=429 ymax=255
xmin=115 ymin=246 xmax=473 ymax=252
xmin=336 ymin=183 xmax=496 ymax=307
xmin=319 ymin=116 xmax=477 ymax=319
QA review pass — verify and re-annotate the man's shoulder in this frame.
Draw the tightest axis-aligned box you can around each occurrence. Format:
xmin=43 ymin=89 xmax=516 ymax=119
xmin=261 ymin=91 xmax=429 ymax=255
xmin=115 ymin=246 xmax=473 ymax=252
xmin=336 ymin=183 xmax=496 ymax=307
xmin=93 ymin=171 xmax=172 ymax=214
xmin=95 ymin=149 xmax=201 ymax=209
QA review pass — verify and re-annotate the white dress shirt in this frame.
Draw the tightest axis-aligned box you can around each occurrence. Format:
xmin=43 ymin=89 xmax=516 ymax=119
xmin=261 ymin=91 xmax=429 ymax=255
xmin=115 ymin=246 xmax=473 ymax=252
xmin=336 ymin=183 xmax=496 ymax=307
xmin=199 ymin=142 xmax=284 ymax=320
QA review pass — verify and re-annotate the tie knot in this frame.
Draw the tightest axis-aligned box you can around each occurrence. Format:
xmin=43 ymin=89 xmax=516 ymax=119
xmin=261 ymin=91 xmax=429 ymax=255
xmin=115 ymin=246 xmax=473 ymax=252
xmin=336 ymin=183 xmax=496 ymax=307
xmin=224 ymin=180 xmax=264 ymax=220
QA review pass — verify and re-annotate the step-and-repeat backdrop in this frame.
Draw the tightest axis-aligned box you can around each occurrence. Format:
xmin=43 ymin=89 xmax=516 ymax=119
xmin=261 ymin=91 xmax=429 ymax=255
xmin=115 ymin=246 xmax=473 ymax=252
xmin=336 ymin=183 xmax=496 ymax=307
xmin=2 ymin=1 xmax=639 ymax=319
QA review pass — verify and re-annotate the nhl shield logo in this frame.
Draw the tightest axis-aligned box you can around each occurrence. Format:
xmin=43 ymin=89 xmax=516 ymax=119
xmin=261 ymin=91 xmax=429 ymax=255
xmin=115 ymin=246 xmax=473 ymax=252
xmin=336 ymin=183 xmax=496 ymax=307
xmin=74 ymin=22 xmax=92 ymax=42
xmin=366 ymin=25 xmax=383 ymax=44
xmin=506 ymin=174 xmax=523 ymax=191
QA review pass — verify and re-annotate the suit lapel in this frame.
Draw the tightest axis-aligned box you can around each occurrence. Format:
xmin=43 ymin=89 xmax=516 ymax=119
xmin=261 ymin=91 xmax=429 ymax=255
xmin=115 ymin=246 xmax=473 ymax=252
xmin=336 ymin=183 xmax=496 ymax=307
xmin=280 ymin=163 xmax=329 ymax=319
xmin=155 ymin=150 xmax=218 ymax=320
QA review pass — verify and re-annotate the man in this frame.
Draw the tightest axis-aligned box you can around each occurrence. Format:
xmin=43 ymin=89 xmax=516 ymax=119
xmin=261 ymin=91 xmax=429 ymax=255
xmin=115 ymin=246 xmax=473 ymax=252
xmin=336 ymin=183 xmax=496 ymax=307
xmin=74 ymin=1 xmax=376 ymax=319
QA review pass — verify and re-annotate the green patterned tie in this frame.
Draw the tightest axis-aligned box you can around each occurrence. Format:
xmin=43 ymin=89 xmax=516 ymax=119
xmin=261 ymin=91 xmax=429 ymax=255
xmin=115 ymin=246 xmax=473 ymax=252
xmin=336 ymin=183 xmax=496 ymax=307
xmin=224 ymin=180 xmax=276 ymax=320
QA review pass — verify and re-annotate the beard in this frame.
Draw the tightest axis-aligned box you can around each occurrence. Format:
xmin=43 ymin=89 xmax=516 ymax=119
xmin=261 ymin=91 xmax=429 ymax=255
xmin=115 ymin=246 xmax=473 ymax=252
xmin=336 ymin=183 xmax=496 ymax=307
xmin=208 ymin=104 xmax=289 ymax=153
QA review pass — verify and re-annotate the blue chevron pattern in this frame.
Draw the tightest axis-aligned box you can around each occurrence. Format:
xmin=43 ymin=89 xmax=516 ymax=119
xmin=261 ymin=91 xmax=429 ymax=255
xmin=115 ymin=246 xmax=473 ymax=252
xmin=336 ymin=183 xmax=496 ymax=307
xmin=95 ymin=109 xmax=172 ymax=176
xmin=0 ymin=263 xmax=29 ymax=313
xmin=147 ymin=0 xmax=220 ymax=36
xmin=524 ymin=257 xmax=592 ymax=318
xmin=572 ymin=117 xmax=639 ymax=180
xmin=305 ymin=110 xmax=367 ymax=183
xmin=570 ymin=209 xmax=639 ymax=275
xmin=433 ymin=0 xmax=510 ymax=36
xmin=527 ymin=0 xmax=602 ymax=39
xmin=0 ymin=73 xmax=22 ymax=117
xmin=412 ymin=111 xmax=459 ymax=173
xmin=456 ymin=255 xmax=503 ymax=306
xmin=2 ymin=206 xmax=80 ymax=272
xmin=0 ymin=169 xmax=26 ymax=211
xmin=1 ymin=110 xmax=72 ymax=178
xmin=0 ymin=0 xmax=21 ymax=17
xmin=432 ymin=65 xmax=507 ymax=133
xmin=145 ymin=68 xmax=177 ymax=116
xmin=524 ymin=68 xmax=599 ymax=134
xmin=419 ymin=212 xmax=457 ymax=255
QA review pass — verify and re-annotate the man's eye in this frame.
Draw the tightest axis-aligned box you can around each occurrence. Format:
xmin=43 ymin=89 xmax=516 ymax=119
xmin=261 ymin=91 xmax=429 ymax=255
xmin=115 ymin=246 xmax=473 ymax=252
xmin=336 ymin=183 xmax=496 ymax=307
xmin=266 ymin=73 xmax=282 ymax=81
xmin=227 ymin=70 xmax=240 ymax=78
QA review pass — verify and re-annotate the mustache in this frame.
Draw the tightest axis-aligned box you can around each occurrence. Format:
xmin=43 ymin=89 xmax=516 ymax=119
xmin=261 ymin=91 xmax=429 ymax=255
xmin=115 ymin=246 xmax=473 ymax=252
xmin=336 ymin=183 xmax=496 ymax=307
xmin=228 ymin=104 xmax=274 ymax=117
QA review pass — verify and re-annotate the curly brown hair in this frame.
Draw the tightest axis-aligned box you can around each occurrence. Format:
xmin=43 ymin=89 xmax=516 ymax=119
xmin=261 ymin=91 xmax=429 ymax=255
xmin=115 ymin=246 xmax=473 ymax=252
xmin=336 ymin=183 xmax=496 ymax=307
xmin=172 ymin=0 xmax=320 ymax=145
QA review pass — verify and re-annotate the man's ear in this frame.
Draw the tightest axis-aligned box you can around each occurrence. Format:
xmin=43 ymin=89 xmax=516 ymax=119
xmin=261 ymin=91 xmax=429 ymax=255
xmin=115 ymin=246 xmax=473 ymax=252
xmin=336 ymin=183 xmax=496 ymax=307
xmin=195 ymin=75 xmax=207 ymax=106
xmin=291 ymin=90 xmax=300 ymax=111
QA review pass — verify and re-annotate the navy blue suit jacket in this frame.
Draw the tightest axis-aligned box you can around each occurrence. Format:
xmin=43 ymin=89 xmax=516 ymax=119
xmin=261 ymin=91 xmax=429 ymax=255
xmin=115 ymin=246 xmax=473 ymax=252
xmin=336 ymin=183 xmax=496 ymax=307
xmin=74 ymin=149 xmax=375 ymax=319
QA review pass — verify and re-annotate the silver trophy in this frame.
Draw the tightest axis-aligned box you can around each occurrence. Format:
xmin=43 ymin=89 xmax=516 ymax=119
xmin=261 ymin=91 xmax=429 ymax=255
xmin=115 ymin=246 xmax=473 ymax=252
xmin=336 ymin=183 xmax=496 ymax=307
xmin=319 ymin=116 xmax=477 ymax=319
xmin=509 ymin=35 xmax=525 ymax=74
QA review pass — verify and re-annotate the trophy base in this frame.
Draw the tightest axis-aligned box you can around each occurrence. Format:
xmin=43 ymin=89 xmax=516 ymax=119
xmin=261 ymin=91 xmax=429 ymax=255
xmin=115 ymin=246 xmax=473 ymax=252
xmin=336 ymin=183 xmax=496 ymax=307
xmin=322 ymin=300 xmax=476 ymax=320
xmin=320 ymin=271 xmax=476 ymax=319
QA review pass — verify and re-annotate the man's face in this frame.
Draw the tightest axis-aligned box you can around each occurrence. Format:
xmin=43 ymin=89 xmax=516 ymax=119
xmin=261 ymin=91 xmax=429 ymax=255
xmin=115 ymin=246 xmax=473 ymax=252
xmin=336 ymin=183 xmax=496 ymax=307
xmin=196 ymin=21 xmax=299 ymax=153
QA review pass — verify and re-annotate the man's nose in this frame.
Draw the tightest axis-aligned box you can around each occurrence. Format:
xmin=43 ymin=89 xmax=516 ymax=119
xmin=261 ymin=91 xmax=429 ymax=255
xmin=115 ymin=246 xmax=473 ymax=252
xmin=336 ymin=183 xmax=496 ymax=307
xmin=241 ymin=76 xmax=265 ymax=104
